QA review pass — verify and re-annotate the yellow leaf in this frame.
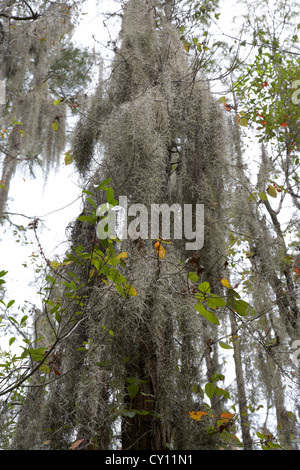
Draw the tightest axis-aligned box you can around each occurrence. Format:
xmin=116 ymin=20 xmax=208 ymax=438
xmin=124 ymin=284 xmax=137 ymax=296
xmin=52 ymin=121 xmax=59 ymax=131
xmin=64 ymin=151 xmax=73 ymax=165
xmin=116 ymin=252 xmax=128 ymax=261
xmin=239 ymin=117 xmax=248 ymax=127
xmin=221 ymin=278 xmax=231 ymax=289
xmin=50 ymin=261 xmax=60 ymax=269
xmin=89 ymin=268 xmax=95 ymax=278
xmin=183 ymin=43 xmax=190 ymax=52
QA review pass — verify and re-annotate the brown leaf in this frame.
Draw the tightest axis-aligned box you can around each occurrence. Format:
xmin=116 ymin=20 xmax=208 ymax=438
xmin=53 ymin=366 xmax=61 ymax=376
xmin=188 ymin=253 xmax=200 ymax=264
xmin=71 ymin=439 xmax=84 ymax=450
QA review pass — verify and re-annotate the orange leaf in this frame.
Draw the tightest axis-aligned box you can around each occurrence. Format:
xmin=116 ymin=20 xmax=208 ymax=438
xmin=223 ymin=102 xmax=231 ymax=111
xmin=71 ymin=439 xmax=84 ymax=450
xmin=220 ymin=412 xmax=234 ymax=420
xmin=154 ymin=241 xmax=166 ymax=259
xmin=280 ymin=122 xmax=288 ymax=127
xmin=189 ymin=411 xmax=211 ymax=421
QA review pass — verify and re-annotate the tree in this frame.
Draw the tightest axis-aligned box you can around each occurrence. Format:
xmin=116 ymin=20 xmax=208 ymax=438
xmin=0 ymin=0 xmax=95 ymax=217
xmin=1 ymin=0 xmax=299 ymax=451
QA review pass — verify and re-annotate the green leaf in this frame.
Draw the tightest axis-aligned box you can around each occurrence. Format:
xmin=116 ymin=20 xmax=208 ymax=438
xmin=40 ymin=364 xmax=50 ymax=374
xmin=20 ymin=315 xmax=28 ymax=325
xmin=205 ymin=382 xmax=215 ymax=400
xmin=194 ymin=303 xmax=220 ymax=325
xmin=52 ymin=121 xmax=59 ymax=131
xmin=235 ymin=299 xmax=255 ymax=316
xmin=108 ymin=268 xmax=127 ymax=284
xmin=132 ymin=409 xmax=150 ymax=416
xmin=122 ymin=411 xmax=136 ymax=418
xmin=198 ymin=282 xmax=211 ymax=293
xmin=29 ymin=348 xmax=46 ymax=362
xmin=258 ymin=191 xmax=268 ymax=201
xmin=6 ymin=300 xmax=15 ymax=309
xmin=188 ymin=272 xmax=199 ymax=283
xmin=8 ymin=316 xmax=18 ymax=325
xmin=211 ymin=373 xmax=225 ymax=382
xmin=97 ymin=360 xmax=112 ymax=367
xmin=268 ymin=442 xmax=283 ymax=449
xmin=256 ymin=431 xmax=268 ymax=439
xmin=46 ymin=275 xmax=56 ymax=284
xmin=106 ymin=186 xmax=114 ymax=204
xmin=86 ymin=198 xmax=97 ymax=209
xmin=215 ymin=387 xmax=230 ymax=399
xmin=114 ymin=284 xmax=125 ymax=298
xmin=95 ymin=178 xmax=112 ymax=190
xmin=9 ymin=337 xmax=16 ymax=346
xmin=55 ymin=312 xmax=61 ymax=323
xmin=206 ymin=294 xmax=226 ymax=309
xmin=219 ymin=341 xmax=233 ymax=350
xmin=53 ymin=99 xmax=62 ymax=105
xmin=82 ymin=190 xmax=95 ymax=196
xmin=77 ymin=215 xmax=97 ymax=224
xmin=127 ymin=382 xmax=139 ymax=399
xmin=267 ymin=185 xmax=277 ymax=198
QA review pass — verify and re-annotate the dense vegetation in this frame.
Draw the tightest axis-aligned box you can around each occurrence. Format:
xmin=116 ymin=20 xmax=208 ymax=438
xmin=0 ymin=0 xmax=299 ymax=450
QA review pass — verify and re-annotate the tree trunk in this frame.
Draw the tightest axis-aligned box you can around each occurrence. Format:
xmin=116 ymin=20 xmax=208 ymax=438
xmin=230 ymin=313 xmax=253 ymax=450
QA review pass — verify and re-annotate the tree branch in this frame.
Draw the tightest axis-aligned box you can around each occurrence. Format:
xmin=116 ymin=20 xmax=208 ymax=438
xmin=0 ymin=11 xmax=39 ymax=21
